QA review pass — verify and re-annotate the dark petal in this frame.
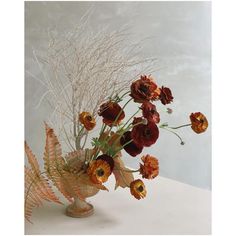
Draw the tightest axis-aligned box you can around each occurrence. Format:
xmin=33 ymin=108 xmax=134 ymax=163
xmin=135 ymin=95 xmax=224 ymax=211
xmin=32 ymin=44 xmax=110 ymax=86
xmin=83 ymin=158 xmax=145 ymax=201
xmin=99 ymin=102 xmax=125 ymax=125
xmin=131 ymin=122 xmax=159 ymax=147
xmin=160 ymin=86 xmax=173 ymax=105
xmin=97 ymin=154 xmax=114 ymax=171
xmin=120 ymin=131 xmax=143 ymax=157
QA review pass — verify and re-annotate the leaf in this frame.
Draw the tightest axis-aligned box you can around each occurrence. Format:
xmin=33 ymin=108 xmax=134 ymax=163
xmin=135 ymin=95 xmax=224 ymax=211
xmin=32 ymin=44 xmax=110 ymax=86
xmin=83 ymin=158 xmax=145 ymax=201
xmin=43 ymin=123 xmax=86 ymax=202
xmin=24 ymin=143 xmax=62 ymax=223
xmin=113 ymin=153 xmax=134 ymax=190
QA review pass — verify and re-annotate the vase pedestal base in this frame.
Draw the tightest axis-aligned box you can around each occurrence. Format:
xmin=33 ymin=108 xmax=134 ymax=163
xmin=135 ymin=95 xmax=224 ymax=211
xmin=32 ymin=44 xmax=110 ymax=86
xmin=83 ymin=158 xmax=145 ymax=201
xmin=65 ymin=199 xmax=94 ymax=218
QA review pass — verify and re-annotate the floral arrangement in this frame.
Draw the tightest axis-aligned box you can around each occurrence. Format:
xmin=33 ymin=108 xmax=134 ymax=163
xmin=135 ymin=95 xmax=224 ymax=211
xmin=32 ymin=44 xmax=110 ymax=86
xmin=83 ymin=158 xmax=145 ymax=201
xmin=25 ymin=74 xmax=208 ymax=222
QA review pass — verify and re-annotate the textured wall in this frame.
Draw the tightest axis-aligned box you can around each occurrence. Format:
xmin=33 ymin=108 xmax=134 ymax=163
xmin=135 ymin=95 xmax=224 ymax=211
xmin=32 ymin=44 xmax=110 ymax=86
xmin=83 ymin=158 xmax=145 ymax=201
xmin=25 ymin=1 xmax=211 ymax=189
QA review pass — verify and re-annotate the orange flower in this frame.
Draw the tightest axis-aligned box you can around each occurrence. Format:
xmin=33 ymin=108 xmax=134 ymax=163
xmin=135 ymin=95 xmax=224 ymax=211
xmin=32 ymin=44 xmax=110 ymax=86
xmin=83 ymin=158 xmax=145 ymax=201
xmin=130 ymin=179 xmax=147 ymax=200
xmin=79 ymin=112 xmax=96 ymax=131
xmin=140 ymin=155 xmax=159 ymax=179
xmin=190 ymin=112 xmax=208 ymax=134
xmin=98 ymin=101 xmax=125 ymax=126
xmin=130 ymin=75 xmax=161 ymax=103
xmin=87 ymin=159 xmax=111 ymax=184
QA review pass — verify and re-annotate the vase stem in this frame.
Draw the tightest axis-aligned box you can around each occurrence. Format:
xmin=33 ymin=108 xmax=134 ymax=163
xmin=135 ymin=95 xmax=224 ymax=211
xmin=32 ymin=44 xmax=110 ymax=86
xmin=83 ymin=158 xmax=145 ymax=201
xmin=66 ymin=197 xmax=94 ymax=218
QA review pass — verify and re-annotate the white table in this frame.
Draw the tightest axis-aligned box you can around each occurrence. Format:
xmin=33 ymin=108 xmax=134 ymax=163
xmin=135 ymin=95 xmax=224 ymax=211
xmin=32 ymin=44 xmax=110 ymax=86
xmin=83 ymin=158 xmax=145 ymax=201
xmin=25 ymin=176 xmax=211 ymax=235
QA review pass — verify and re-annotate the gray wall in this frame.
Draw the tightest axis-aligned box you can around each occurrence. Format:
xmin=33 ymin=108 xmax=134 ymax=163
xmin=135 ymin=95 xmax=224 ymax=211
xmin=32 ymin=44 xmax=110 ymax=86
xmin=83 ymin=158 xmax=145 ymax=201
xmin=25 ymin=1 xmax=211 ymax=189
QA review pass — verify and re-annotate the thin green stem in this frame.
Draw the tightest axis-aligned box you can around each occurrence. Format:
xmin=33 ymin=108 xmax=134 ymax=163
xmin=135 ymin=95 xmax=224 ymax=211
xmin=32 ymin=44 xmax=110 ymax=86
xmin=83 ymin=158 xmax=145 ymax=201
xmin=109 ymin=97 xmax=133 ymax=131
xmin=112 ymin=139 xmax=133 ymax=157
xmin=169 ymin=124 xmax=191 ymax=129
xmin=103 ymin=97 xmax=133 ymax=149
xmin=160 ymin=126 xmax=185 ymax=145
xmin=121 ymin=108 xmax=140 ymax=130
xmin=119 ymin=91 xmax=130 ymax=100
xmin=114 ymin=167 xmax=140 ymax=173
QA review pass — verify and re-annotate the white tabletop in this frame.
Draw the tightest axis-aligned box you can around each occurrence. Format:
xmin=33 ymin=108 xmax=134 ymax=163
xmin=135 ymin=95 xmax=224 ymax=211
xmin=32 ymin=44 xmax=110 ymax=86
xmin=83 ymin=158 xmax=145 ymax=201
xmin=25 ymin=176 xmax=211 ymax=235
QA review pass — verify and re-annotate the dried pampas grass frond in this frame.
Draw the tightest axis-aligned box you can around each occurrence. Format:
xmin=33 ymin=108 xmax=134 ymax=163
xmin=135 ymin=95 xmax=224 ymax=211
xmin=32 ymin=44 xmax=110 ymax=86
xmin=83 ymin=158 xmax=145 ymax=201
xmin=29 ymin=9 xmax=158 ymax=151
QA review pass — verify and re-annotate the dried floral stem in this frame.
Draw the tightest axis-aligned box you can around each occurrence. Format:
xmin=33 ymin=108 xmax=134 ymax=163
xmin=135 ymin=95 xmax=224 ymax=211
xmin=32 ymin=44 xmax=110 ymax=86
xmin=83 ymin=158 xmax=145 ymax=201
xmin=81 ymin=131 xmax=89 ymax=149
xmin=30 ymin=15 xmax=158 ymax=154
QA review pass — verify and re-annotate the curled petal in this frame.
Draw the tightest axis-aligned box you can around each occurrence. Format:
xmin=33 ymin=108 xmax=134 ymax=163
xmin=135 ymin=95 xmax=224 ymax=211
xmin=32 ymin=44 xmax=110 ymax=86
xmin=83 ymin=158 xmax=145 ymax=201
xmin=79 ymin=112 xmax=96 ymax=131
xmin=190 ymin=112 xmax=208 ymax=134
xmin=130 ymin=179 xmax=147 ymax=200
xmin=130 ymin=75 xmax=161 ymax=103
xmin=140 ymin=155 xmax=159 ymax=179
xmin=98 ymin=101 xmax=125 ymax=126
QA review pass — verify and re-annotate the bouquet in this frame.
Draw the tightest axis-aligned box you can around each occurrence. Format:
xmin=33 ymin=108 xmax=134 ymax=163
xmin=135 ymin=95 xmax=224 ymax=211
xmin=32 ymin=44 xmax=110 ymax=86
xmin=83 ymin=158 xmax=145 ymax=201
xmin=25 ymin=74 xmax=208 ymax=222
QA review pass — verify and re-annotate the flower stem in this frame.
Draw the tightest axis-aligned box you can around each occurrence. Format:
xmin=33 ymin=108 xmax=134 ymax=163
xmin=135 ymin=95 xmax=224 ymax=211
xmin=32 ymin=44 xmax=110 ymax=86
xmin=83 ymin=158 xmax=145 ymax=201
xmin=105 ymin=97 xmax=133 ymax=143
xmin=121 ymin=108 xmax=140 ymax=130
xmin=112 ymin=138 xmax=134 ymax=157
xmin=119 ymin=90 xmax=130 ymax=100
xmin=112 ymin=97 xmax=133 ymax=128
xmin=160 ymin=126 xmax=185 ymax=145
xmin=114 ymin=167 xmax=140 ymax=173
xmin=169 ymin=124 xmax=191 ymax=129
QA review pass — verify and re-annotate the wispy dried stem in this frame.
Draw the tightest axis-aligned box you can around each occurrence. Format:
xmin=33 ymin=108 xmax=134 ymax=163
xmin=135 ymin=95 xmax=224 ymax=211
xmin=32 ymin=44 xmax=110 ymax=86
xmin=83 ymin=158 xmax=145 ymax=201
xmin=29 ymin=10 xmax=158 ymax=152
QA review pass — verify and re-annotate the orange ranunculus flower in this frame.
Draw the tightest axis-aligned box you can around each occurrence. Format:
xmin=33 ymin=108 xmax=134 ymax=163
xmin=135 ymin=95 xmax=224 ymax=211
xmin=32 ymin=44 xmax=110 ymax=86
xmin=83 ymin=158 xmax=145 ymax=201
xmin=130 ymin=179 xmax=147 ymax=200
xmin=130 ymin=75 xmax=161 ymax=103
xmin=87 ymin=159 xmax=111 ymax=184
xmin=79 ymin=112 xmax=96 ymax=131
xmin=98 ymin=101 xmax=125 ymax=126
xmin=140 ymin=155 xmax=159 ymax=179
xmin=190 ymin=112 xmax=208 ymax=134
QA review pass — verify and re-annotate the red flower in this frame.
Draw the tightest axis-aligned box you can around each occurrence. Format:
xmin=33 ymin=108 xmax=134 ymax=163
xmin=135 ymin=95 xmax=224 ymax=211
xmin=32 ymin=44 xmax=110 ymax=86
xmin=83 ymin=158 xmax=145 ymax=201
xmin=131 ymin=117 xmax=159 ymax=147
xmin=120 ymin=131 xmax=143 ymax=157
xmin=98 ymin=101 xmax=125 ymax=126
xmin=141 ymin=102 xmax=160 ymax=124
xmin=160 ymin=86 xmax=173 ymax=105
xmin=130 ymin=75 xmax=161 ymax=103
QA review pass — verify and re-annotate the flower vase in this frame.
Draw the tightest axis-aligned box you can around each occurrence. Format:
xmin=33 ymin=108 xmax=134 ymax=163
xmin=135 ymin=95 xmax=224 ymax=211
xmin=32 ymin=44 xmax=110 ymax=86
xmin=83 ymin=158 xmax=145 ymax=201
xmin=64 ymin=149 xmax=99 ymax=218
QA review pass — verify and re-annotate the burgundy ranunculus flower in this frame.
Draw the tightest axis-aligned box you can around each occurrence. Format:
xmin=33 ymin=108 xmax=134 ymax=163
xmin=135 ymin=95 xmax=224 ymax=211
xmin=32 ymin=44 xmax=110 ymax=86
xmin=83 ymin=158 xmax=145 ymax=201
xmin=141 ymin=102 xmax=160 ymax=124
xmin=98 ymin=101 xmax=125 ymax=126
xmin=130 ymin=75 xmax=161 ymax=103
xmin=159 ymin=86 xmax=174 ymax=105
xmin=120 ymin=131 xmax=143 ymax=157
xmin=131 ymin=117 xmax=159 ymax=147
